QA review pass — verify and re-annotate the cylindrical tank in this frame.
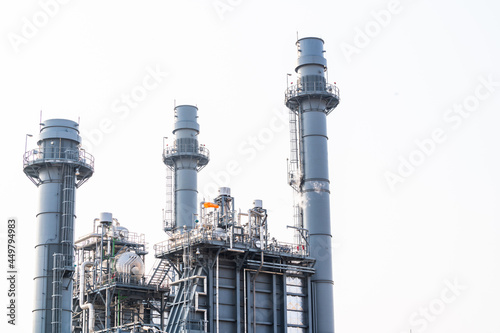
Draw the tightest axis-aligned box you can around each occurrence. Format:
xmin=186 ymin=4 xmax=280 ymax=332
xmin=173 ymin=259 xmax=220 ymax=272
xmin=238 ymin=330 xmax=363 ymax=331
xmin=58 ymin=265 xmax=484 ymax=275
xmin=24 ymin=119 xmax=94 ymax=333
xmin=100 ymin=212 xmax=113 ymax=224
xmin=253 ymin=199 xmax=263 ymax=209
xmin=219 ymin=187 xmax=231 ymax=196
xmin=285 ymin=37 xmax=340 ymax=333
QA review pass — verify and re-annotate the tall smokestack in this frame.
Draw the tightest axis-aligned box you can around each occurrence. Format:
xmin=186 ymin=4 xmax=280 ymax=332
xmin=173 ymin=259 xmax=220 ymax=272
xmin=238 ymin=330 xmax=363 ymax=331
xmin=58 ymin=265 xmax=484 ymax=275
xmin=23 ymin=119 xmax=94 ymax=333
xmin=285 ymin=37 xmax=340 ymax=333
xmin=163 ymin=105 xmax=209 ymax=232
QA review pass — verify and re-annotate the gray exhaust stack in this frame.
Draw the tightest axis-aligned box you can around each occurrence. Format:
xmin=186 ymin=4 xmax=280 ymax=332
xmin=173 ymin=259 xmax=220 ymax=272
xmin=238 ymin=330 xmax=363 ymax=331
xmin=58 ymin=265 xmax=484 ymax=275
xmin=285 ymin=37 xmax=340 ymax=333
xmin=163 ymin=105 xmax=209 ymax=232
xmin=23 ymin=119 xmax=94 ymax=333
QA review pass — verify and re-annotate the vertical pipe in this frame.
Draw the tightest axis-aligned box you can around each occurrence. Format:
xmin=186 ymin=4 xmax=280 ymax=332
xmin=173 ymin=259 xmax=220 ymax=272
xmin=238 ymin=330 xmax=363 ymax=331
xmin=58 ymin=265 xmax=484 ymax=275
xmin=105 ymin=288 xmax=111 ymax=330
xmin=246 ymin=271 xmax=252 ymax=333
xmin=208 ymin=265 xmax=214 ymax=331
xmin=253 ymin=277 xmax=256 ymax=333
xmin=80 ymin=261 xmax=95 ymax=333
xmin=243 ymin=268 xmax=247 ymax=333
xmin=216 ymin=255 xmax=220 ymax=333
xmin=282 ymin=273 xmax=288 ymax=332
xmin=272 ymin=274 xmax=277 ymax=333
xmin=236 ymin=268 xmax=241 ymax=333
xmin=307 ymin=276 xmax=313 ymax=333
xmin=160 ymin=292 xmax=165 ymax=331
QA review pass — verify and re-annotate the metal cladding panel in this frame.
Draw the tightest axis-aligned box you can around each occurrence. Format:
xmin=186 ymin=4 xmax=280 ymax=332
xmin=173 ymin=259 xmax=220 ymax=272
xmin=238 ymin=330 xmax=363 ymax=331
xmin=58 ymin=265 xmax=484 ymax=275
xmin=175 ymin=168 xmax=198 ymax=229
xmin=312 ymin=282 xmax=335 ymax=333
xmin=303 ymin=137 xmax=329 ymax=181
xmin=302 ymin=111 xmax=327 ymax=137
xmin=303 ymin=192 xmax=331 ymax=233
xmin=174 ymin=120 xmax=200 ymax=134
xmin=206 ymin=259 xmax=291 ymax=333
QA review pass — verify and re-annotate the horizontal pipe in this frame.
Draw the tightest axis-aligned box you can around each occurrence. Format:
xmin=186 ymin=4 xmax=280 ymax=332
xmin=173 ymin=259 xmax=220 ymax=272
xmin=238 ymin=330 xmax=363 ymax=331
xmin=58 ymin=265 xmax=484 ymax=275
xmin=169 ymin=275 xmax=206 ymax=286
xmin=75 ymin=233 xmax=101 ymax=244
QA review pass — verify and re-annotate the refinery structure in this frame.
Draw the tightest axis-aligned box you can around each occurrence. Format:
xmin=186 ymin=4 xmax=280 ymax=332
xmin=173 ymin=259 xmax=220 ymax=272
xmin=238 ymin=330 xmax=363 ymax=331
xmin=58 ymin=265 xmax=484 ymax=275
xmin=23 ymin=37 xmax=340 ymax=333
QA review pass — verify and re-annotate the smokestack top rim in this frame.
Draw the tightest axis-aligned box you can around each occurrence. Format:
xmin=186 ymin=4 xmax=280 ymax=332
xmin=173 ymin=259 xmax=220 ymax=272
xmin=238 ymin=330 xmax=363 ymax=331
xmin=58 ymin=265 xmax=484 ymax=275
xmin=174 ymin=104 xmax=198 ymax=111
xmin=40 ymin=118 xmax=80 ymax=131
xmin=296 ymin=36 xmax=324 ymax=45
xmin=38 ymin=118 xmax=82 ymax=143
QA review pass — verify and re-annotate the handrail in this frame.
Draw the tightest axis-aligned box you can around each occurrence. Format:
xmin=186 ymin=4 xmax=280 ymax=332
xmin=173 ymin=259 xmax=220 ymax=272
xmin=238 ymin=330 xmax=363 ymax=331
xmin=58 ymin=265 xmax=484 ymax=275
xmin=163 ymin=144 xmax=210 ymax=159
xmin=285 ymin=82 xmax=340 ymax=101
xmin=23 ymin=147 xmax=95 ymax=169
xmin=153 ymin=228 xmax=309 ymax=258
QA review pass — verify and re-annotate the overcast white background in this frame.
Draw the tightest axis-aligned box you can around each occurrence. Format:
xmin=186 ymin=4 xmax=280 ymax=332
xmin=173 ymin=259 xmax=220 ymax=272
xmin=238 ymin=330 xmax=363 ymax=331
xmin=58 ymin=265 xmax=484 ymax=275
xmin=1 ymin=1 xmax=499 ymax=332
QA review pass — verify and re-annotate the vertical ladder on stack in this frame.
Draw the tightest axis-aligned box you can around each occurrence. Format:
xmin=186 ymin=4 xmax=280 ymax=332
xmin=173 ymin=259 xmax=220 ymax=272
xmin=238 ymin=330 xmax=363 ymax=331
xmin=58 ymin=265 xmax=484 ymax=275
xmin=51 ymin=253 xmax=64 ymax=333
xmin=61 ymin=164 xmax=75 ymax=270
xmin=288 ymin=110 xmax=301 ymax=192
xmin=165 ymin=265 xmax=203 ymax=333
xmin=164 ymin=167 xmax=174 ymax=232
xmin=52 ymin=164 xmax=75 ymax=333
xmin=288 ymin=110 xmax=304 ymax=245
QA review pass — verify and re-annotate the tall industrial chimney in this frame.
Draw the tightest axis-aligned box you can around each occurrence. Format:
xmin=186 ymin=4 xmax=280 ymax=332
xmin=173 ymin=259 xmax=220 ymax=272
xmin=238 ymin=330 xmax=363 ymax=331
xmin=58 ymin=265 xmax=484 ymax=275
xmin=285 ymin=37 xmax=340 ymax=333
xmin=163 ymin=105 xmax=209 ymax=232
xmin=23 ymin=119 xmax=94 ymax=333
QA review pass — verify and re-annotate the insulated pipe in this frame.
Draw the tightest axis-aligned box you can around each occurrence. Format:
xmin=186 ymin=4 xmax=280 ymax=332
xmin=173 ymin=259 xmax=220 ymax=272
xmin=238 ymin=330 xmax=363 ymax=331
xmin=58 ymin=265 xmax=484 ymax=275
xmin=75 ymin=233 xmax=102 ymax=244
xmin=80 ymin=261 xmax=95 ymax=333
xmin=285 ymin=37 xmax=340 ymax=333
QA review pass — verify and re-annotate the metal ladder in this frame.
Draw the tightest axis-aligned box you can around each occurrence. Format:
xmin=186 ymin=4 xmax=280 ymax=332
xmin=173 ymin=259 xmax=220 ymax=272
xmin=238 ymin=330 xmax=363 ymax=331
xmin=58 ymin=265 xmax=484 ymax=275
xmin=288 ymin=110 xmax=301 ymax=192
xmin=51 ymin=253 xmax=64 ymax=333
xmin=288 ymin=110 xmax=305 ymax=245
xmin=61 ymin=164 xmax=75 ymax=269
xmin=164 ymin=167 xmax=174 ymax=231
xmin=51 ymin=164 xmax=75 ymax=333
xmin=165 ymin=265 xmax=203 ymax=333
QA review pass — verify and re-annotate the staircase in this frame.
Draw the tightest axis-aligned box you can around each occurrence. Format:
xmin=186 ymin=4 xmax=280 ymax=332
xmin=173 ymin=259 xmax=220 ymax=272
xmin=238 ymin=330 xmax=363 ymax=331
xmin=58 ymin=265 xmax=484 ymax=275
xmin=165 ymin=266 xmax=204 ymax=333
xmin=148 ymin=259 xmax=172 ymax=288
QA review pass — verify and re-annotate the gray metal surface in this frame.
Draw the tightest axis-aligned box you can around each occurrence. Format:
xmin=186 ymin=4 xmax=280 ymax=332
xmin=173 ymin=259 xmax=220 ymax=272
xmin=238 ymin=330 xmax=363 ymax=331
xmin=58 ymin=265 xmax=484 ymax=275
xmin=24 ymin=119 xmax=94 ymax=333
xmin=163 ymin=105 xmax=209 ymax=232
xmin=285 ymin=37 xmax=340 ymax=333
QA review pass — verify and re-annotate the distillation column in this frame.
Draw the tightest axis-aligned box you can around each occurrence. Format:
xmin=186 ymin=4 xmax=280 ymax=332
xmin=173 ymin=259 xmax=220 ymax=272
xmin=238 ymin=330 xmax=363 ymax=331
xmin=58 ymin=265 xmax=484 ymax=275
xmin=285 ymin=37 xmax=340 ymax=333
xmin=23 ymin=119 xmax=94 ymax=333
xmin=163 ymin=105 xmax=209 ymax=232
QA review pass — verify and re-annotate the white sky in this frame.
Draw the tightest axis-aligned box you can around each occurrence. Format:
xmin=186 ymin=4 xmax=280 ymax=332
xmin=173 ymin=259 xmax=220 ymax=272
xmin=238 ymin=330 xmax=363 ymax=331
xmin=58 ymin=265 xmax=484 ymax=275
xmin=1 ymin=0 xmax=499 ymax=332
